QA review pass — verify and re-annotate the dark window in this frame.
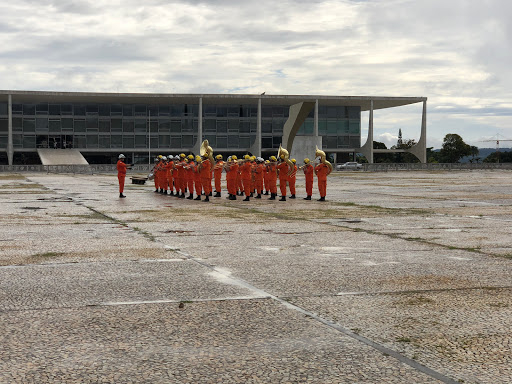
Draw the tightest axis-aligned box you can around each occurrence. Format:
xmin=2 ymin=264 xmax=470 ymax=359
xmin=324 ymin=136 xmax=337 ymax=148
xmin=12 ymin=104 xmax=22 ymax=114
xmin=123 ymin=105 xmax=133 ymax=116
xmin=239 ymin=136 xmax=251 ymax=148
xmin=74 ymin=120 xmax=86 ymax=132
xmin=62 ymin=118 xmax=73 ymax=130
xmin=36 ymin=104 xmax=48 ymax=115
xmin=272 ymin=136 xmax=281 ymax=148
xmin=216 ymin=136 xmax=227 ymax=148
xmin=170 ymin=136 xmax=181 ymax=148
xmin=13 ymin=134 xmax=22 ymax=147
xmin=204 ymin=135 xmax=216 ymax=147
xmin=134 ymin=105 xmax=146 ymax=116
xmin=171 ymin=104 xmax=184 ymax=117
xmin=135 ymin=135 xmax=147 ymax=148
xmin=0 ymin=119 xmax=7 ymax=132
xmin=86 ymin=104 xmax=98 ymax=114
xmin=348 ymin=106 xmax=360 ymax=119
xmin=227 ymin=135 xmax=239 ymax=147
xmin=134 ymin=119 xmax=146 ymax=133
xmin=217 ymin=120 xmax=228 ymax=133
xmin=158 ymin=120 xmax=170 ymax=132
xmin=159 ymin=105 xmax=170 ymax=116
xmin=74 ymin=135 xmax=86 ymax=148
xmin=123 ymin=120 xmax=134 ymax=132
xmin=49 ymin=104 xmax=61 ymax=115
xmin=262 ymin=121 xmax=272 ymax=133
xmin=182 ymin=135 xmax=193 ymax=147
xmin=49 ymin=119 xmax=61 ymax=132
xmin=0 ymin=135 xmax=7 ymax=147
xmin=239 ymin=121 xmax=250 ymax=133
xmin=111 ymin=135 xmax=122 ymax=148
xmin=148 ymin=105 xmax=158 ymax=117
xmin=123 ymin=136 xmax=134 ymax=148
xmin=23 ymin=104 xmax=35 ymax=115
xmin=86 ymin=117 xmax=98 ymax=129
xmin=98 ymin=104 xmax=110 ymax=116
xmin=74 ymin=105 xmax=86 ymax=115
xmin=217 ymin=106 xmax=227 ymax=117
xmin=262 ymin=137 xmax=272 ymax=148
xmin=204 ymin=105 xmax=216 ymax=116
xmin=87 ymin=135 xmax=99 ymax=148
xmin=61 ymin=104 xmax=73 ymax=115
xmin=158 ymin=135 xmax=170 ymax=147
xmin=228 ymin=119 xmax=239 ymax=132
xmin=23 ymin=119 xmax=35 ymax=132
xmin=36 ymin=118 xmax=48 ymax=130
xmin=262 ymin=106 xmax=272 ymax=118
xmin=23 ymin=135 xmax=36 ymax=148
xmin=111 ymin=119 xmax=122 ymax=131
xmin=99 ymin=120 xmax=110 ymax=132
xmin=204 ymin=119 xmax=216 ymax=133
xmin=12 ymin=117 xmax=22 ymax=130
xmin=170 ymin=120 xmax=181 ymax=133
xmin=99 ymin=135 xmax=111 ymax=148
xmin=111 ymin=104 xmax=122 ymax=116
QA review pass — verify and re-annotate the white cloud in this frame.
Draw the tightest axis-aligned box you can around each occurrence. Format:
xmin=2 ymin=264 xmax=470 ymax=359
xmin=0 ymin=0 xmax=511 ymax=148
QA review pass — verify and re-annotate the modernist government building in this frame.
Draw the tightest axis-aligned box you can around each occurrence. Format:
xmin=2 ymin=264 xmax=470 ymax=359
xmin=0 ymin=91 xmax=427 ymax=166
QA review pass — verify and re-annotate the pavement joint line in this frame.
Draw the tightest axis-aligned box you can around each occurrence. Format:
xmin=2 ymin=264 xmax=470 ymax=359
xmin=23 ymin=184 xmax=477 ymax=383
xmin=172 ymin=242 xmax=461 ymax=384
xmin=0 ymin=258 xmax=189 ymax=269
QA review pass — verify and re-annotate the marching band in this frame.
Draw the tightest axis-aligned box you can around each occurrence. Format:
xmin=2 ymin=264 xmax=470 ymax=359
xmin=118 ymin=141 xmax=333 ymax=202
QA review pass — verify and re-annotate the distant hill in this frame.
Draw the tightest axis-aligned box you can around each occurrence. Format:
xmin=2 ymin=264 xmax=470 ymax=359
xmin=460 ymin=148 xmax=511 ymax=163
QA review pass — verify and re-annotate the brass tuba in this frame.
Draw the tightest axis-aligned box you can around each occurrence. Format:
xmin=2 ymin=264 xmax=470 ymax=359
xmin=200 ymin=139 xmax=215 ymax=168
xmin=277 ymin=144 xmax=294 ymax=175
xmin=315 ymin=146 xmax=333 ymax=174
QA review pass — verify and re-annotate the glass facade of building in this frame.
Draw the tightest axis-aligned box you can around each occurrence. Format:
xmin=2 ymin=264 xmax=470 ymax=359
xmin=0 ymin=101 xmax=361 ymax=153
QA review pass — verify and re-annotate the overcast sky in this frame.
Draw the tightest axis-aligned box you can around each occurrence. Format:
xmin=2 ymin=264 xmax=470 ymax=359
xmin=1 ymin=0 xmax=511 ymax=149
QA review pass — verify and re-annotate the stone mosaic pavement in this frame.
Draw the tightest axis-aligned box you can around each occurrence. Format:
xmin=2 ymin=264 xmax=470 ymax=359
xmin=1 ymin=170 xmax=511 ymax=383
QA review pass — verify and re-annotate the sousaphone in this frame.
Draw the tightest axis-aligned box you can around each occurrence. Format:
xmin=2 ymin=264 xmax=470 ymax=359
xmin=315 ymin=146 xmax=333 ymax=174
xmin=200 ymin=139 xmax=215 ymax=168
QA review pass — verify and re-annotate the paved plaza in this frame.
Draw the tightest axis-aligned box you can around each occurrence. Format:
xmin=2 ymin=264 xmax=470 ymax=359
xmin=1 ymin=170 xmax=511 ymax=383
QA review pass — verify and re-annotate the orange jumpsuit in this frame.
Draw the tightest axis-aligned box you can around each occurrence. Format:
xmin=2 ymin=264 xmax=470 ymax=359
xmin=288 ymin=164 xmax=297 ymax=196
xmin=315 ymin=163 xmax=330 ymax=198
xmin=189 ymin=162 xmax=201 ymax=196
xmin=277 ymin=162 xmax=289 ymax=197
xmin=117 ymin=160 xmax=127 ymax=193
xmin=263 ymin=165 xmax=269 ymax=193
xmin=303 ymin=164 xmax=314 ymax=196
xmin=163 ymin=162 xmax=172 ymax=191
xmin=226 ymin=162 xmax=239 ymax=196
xmin=174 ymin=160 xmax=185 ymax=194
xmin=213 ymin=161 xmax=224 ymax=193
xmin=266 ymin=163 xmax=278 ymax=194
xmin=253 ymin=163 xmax=264 ymax=195
xmin=199 ymin=159 xmax=212 ymax=196
xmin=187 ymin=162 xmax=196 ymax=195
xmin=236 ymin=169 xmax=242 ymax=195
xmin=167 ymin=161 xmax=175 ymax=193
xmin=239 ymin=161 xmax=252 ymax=197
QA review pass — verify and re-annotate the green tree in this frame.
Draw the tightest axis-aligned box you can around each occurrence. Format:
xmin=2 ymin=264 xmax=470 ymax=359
xmin=391 ymin=139 xmax=420 ymax=163
xmin=484 ymin=150 xmax=512 ymax=163
xmin=439 ymin=134 xmax=472 ymax=163
xmin=373 ymin=141 xmax=394 ymax=163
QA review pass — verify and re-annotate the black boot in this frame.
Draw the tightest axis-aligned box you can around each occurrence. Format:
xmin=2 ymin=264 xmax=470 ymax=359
xmin=119 ymin=193 xmax=126 ymax=198
xmin=269 ymin=193 xmax=276 ymax=200
xmin=209 ymin=191 xmax=212 ymax=196
xmin=204 ymin=196 xmax=209 ymax=202
xmin=264 ymin=191 xmax=269 ymax=195
xmin=255 ymin=194 xmax=261 ymax=199
xmin=179 ymin=193 xmax=185 ymax=198
xmin=214 ymin=192 xmax=221 ymax=197
xmin=318 ymin=196 xmax=326 ymax=201
xmin=250 ymin=192 xmax=254 ymax=197
xmin=243 ymin=196 xmax=250 ymax=201
xmin=163 ymin=190 xmax=168 ymax=195
xmin=279 ymin=196 xmax=286 ymax=201
xmin=187 ymin=194 xmax=194 ymax=200
xmin=169 ymin=191 xmax=174 ymax=196
xmin=304 ymin=195 xmax=311 ymax=200
xmin=229 ymin=194 xmax=236 ymax=200
xmin=290 ymin=194 xmax=295 ymax=199
xmin=154 ymin=189 xmax=158 ymax=193
xmin=194 ymin=196 xmax=201 ymax=200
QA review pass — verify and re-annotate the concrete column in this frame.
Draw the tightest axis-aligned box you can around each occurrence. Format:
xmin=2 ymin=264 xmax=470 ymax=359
xmin=192 ymin=97 xmax=203 ymax=154
xmin=249 ymin=98 xmax=262 ymax=156
xmin=360 ymin=100 xmax=374 ymax=163
xmin=7 ymin=94 xmax=13 ymax=166
xmin=368 ymin=100 xmax=374 ymax=163
xmin=314 ymin=99 xmax=318 ymax=136
xmin=408 ymin=99 xmax=427 ymax=163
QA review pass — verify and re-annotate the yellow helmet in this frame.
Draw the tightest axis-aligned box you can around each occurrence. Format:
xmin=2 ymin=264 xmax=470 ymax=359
xmin=265 ymin=160 xmax=270 ymax=164
xmin=244 ymin=154 xmax=250 ymax=160
xmin=184 ymin=158 xmax=189 ymax=163
xmin=216 ymin=154 xmax=223 ymax=160
xmin=187 ymin=154 xmax=194 ymax=160
xmin=195 ymin=155 xmax=201 ymax=162
xmin=251 ymin=156 xmax=256 ymax=161
xmin=291 ymin=158 xmax=296 ymax=164
xmin=304 ymin=158 xmax=310 ymax=164
xmin=158 ymin=155 xmax=163 ymax=159
xmin=231 ymin=155 xmax=237 ymax=161
xmin=269 ymin=156 xmax=277 ymax=161
xmin=180 ymin=153 xmax=186 ymax=158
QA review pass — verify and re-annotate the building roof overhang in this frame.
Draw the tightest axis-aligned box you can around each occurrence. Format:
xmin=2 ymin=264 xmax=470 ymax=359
xmin=1 ymin=90 xmax=426 ymax=111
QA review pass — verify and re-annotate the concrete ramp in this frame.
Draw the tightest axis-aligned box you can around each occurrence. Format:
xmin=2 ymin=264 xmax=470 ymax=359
xmin=37 ymin=149 xmax=89 ymax=165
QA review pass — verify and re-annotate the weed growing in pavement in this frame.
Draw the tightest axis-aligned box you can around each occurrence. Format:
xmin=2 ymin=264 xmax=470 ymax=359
xmin=396 ymin=337 xmax=412 ymax=343
xmin=30 ymin=252 xmax=65 ymax=259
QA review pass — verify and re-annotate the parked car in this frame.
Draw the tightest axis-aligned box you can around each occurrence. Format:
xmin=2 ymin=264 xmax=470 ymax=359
xmin=336 ymin=162 xmax=363 ymax=171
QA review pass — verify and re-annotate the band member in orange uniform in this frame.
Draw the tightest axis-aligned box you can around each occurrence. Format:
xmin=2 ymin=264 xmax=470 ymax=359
xmin=167 ymin=155 xmax=175 ymax=195
xmin=213 ymin=154 xmax=224 ymax=197
xmin=174 ymin=154 xmax=186 ymax=198
xmin=277 ymin=155 xmax=290 ymax=201
xmin=288 ymin=158 xmax=297 ymax=199
xmin=266 ymin=156 xmax=278 ymax=200
xmin=186 ymin=155 xmax=195 ymax=199
xmin=253 ymin=157 xmax=264 ymax=198
xmin=159 ymin=156 xmax=169 ymax=194
xmin=152 ymin=156 xmax=161 ymax=193
xmin=199 ymin=154 xmax=212 ymax=202
xmin=117 ymin=154 xmax=131 ymax=198
xmin=239 ymin=154 xmax=252 ymax=201
xmin=302 ymin=158 xmax=314 ymax=200
xmin=236 ymin=163 xmax=243 ymax=196
xmin=191 ymin=155 xmax=202 ymax=200
xmin=263 ymin=160 xmax=270 ymax=195
xmin=225 ymin=155 xmax=239 ymax=200
xmin=314 ymin=158 xmax=331 ymax=201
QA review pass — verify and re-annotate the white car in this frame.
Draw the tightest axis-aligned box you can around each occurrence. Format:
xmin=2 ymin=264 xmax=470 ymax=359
xmin=336 ymin=162 xmax=363 ymax=171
